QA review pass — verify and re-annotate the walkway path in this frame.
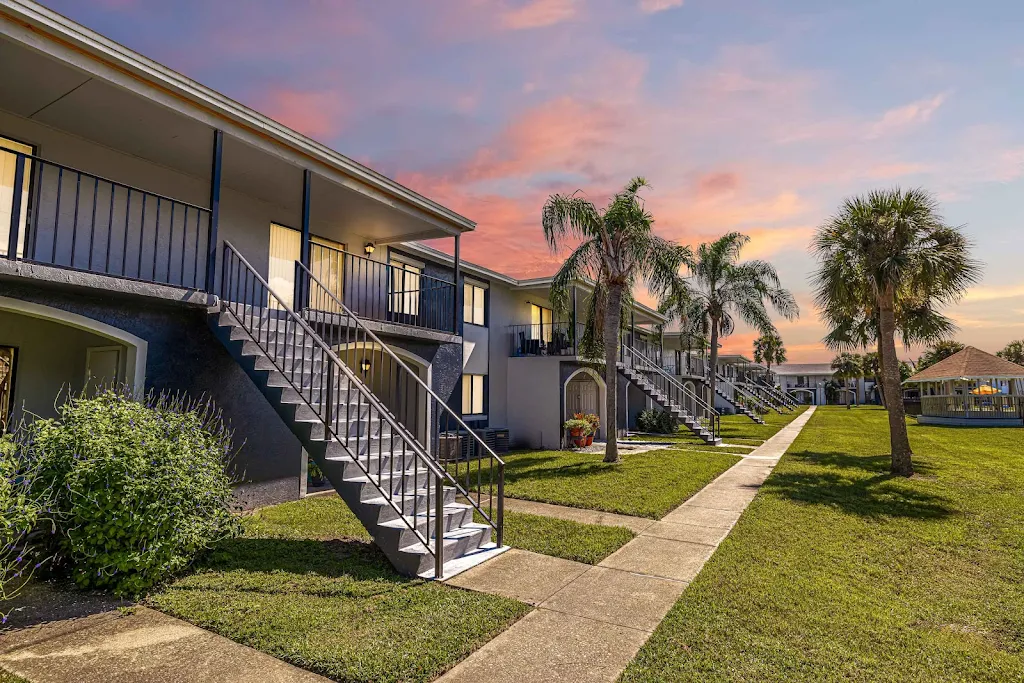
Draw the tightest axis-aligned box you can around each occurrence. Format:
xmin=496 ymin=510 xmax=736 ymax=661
xmin=442 ymin=406 xmax=817 ymax=683
xmin=0 ymin=607 xmax=329 ymax=683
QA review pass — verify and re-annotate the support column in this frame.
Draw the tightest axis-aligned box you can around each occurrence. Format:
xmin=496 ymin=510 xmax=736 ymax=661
xmin=296 ymin=169 xmax=311 ymax=310
xmin=571 ymin=285 xmax=578 ymax=356
xmin=452 ymin=234 xmax=461 ymax=334
xmin=205 ymin=129 xmax=223 ymax=295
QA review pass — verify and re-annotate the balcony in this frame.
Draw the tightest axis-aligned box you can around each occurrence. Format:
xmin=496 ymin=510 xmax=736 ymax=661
xmin=2 ymin=145 xmax=213 ymax=291
xmin=303 ymin=242 xmax=455 ymax=335
xmin=509 ymin=321 xmax=584 ymax=357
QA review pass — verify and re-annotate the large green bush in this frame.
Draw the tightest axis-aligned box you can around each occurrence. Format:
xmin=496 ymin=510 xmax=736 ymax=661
xmin=636 ymin=408 xmax=679 ymax=434
xmin=1 ymin=433 xmax=52 ymax=622
xmin=23 ymin=389 xmax=239 ymax=595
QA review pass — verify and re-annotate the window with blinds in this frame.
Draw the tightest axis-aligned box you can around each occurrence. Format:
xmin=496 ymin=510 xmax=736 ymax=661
xmin=0 ymin=136 xmax=34 ymax=259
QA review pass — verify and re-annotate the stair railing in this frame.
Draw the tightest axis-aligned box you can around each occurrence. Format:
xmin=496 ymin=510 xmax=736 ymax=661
xmin=297 ymin=261 xmax=504 ymax=545
xmin=624 ymin=345 xmax=720 ymax=440
xmin=715 ymin=372 xmax=770 ymax=416
xmin=220 ymin=242 xmax=449 ymax=577
xmin=754 ymin=378 xmax=796 ymax=411
xmin=738 ymin=380 xmax=784 ymax=413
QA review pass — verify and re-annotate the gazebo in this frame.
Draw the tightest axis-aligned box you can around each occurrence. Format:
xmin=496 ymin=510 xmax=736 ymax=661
xmin=904 ymin=346 xmax=1024 ymax=426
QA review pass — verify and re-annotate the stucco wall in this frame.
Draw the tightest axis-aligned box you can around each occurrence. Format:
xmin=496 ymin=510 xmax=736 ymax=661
xmin=0 ymin=282 xmax=303 ymax=491
xmin=0 ymin=309 xmax=127 ymax=421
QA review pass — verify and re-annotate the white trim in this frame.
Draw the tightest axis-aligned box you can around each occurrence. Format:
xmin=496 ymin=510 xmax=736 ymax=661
xmin=0 ymin=296 xmax=147 ymax=393
xmin=563 ymin=367 xmax=607 ymax=440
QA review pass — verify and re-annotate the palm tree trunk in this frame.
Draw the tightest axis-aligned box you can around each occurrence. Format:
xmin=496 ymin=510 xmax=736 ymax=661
xmin=709 ymin=319 xmax=719 ymax=413
xmin=845 ymin=378 xmax=850 ymax=409
xmin=603 ymin=284 xmax=623 ymax=464
xmin=877 ymin=338 xmax=887 ymax=408
xmin=878 ymin=289 xmax=914 ymax=476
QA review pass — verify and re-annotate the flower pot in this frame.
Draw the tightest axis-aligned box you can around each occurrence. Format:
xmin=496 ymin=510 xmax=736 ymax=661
xmin=572 ymin=435 xmax=586 ymax=448
xmin=584 ymin=434 xmax=594 ymax=446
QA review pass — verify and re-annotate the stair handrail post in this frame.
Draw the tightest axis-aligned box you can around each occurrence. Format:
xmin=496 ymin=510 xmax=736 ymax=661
xmin=496 ymin=462 xmax=505 ymax=547
xmin=435 ymin=473 xmax=444 ymax=579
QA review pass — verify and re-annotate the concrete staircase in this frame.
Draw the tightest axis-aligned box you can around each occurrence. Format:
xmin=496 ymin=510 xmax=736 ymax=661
xmin=711 ymin=375 xmax=766 ymax=424
xmin=209 ymin=305 xmax=502 ymax=578
xmin=618 ymin=363 xmax=722 ymax=445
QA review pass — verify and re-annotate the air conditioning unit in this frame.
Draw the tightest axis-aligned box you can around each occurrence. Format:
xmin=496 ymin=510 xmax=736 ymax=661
xmin=459 ymin=427 xmax=511 ymax=458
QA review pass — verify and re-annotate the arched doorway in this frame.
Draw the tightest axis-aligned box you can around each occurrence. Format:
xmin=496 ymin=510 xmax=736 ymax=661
xmin=683 ymin=380 xmax=697 ymax=416
xmin=789 ymin=387 xmax=816 ymax=405
xmin=564 ymin=368 xmax=606 ymax=440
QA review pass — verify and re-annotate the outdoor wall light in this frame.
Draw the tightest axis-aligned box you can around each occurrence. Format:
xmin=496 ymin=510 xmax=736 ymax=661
xmin=364 ymin=242 xmax=376 ymax=255
xmin=360 ymin=358 xmax=372 ymax=375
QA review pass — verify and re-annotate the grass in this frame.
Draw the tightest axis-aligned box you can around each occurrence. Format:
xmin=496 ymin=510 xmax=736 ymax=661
xmin=0 ymin=669 xmax=27 ymax=683
xmin=621 ymin=406 xmax=1024 ymax=682
xmin=247 ymin=494 xmax=634 ymax=564
xmin=149 ymin=497 xmax=531 ymax=683
xmin=623 ymin=437 xmax=757 ymax=454
xmin=502 ymin=448 xmax=741 ymax=519
xmin=717 ymin=404 xmax=808 ymax=442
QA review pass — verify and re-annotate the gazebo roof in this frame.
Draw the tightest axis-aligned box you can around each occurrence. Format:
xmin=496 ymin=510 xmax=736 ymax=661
xmin=905 ymin=346 xmax=1024 ymax=383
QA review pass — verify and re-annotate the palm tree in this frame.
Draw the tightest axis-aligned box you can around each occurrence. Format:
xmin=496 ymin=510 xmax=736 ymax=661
xmin=917 ymin=340 xmax=965 ymax=371
xmin=753 ymin=333 xmax=787 ymax=374
xmin=664 ymin=232 xmax=798 ymax=408
xmin=543 ymin=178 xmax=690 ymax=463
xmin=831 ymin=352 xmax=863 ymax=409
xmin=998 ymin=340 xmax=1024 ymax=365
xmin=812 ymin=188 xmax=979 ymax=476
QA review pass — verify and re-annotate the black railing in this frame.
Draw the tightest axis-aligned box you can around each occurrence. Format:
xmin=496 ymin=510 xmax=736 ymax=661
xmin=2 ymin=146 xmax=212 ymax=290
xmin=305 ymin=242 xmax=455 ymax=333
xmin=508 ymin=321 xmax=584 ymax=357
xmin=221 ymin=242 xmax=449 ymax=576
xmin=715 ymin=372 xmax=770 ymax=415
xmin=663 ymin=353 xmax=708 ymax=378
xmin=298 ymin=261 xmax=504 ymax=544
xmin=624 ymin=345 xmax=721 ymax=440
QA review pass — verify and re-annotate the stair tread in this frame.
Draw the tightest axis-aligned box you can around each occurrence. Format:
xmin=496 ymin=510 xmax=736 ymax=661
xmin=398 ymin=523 xmax=492 ymax=554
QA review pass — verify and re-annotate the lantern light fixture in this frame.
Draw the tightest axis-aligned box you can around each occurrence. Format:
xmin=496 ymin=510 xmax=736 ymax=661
xmin=364 ymin=242 xmax=376 ymax=255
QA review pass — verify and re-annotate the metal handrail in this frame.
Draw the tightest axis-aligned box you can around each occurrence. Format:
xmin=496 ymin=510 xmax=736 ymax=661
xmin=754 ymin=378 xmax=797 ymax=410
xmin=221 ymin=241 xmax=447 ymax=575
xmin=298 ymin=260 xmax=504 ymax=542
xmin=624 ymin=345 xmax=721 ymax=440
xmin=715 ymin=372 xmax=769 ymax=415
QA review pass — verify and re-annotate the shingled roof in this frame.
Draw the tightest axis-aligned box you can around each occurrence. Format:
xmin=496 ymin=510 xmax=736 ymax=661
xmin=905 ymin=346 xmax=1024 ymax=383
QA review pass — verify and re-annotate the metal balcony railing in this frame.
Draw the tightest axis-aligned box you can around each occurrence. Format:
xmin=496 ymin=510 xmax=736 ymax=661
xmin=2 ymin=146 xmax=212 ymax=290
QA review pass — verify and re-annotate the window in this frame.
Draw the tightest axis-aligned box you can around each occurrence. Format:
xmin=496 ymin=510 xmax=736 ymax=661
xmin=390 ymin=258 xmax=421 ymax=316
xmin=268 ymin=223 xmax=301 ymax=309
xmin=530 ymin=303 xmax=553 ymax=342
xmin=309 ymin=236 xmax=345 ymax=311
xmin=464 ymin=282 xmax=486 ymax=326
xmin=462 ymin=374 xmax=485 ymax=416
xmin=1 ymin=136 xmax=35 ymax=259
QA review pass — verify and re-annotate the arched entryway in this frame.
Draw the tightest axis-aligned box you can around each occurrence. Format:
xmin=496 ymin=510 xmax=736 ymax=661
xmin=683 ymin=380 xmax=698 ymax=416
xmin=564 ymin=368 xmax=607 ymax=440
xmin=789 ymin=387 xmax=816 ymax=405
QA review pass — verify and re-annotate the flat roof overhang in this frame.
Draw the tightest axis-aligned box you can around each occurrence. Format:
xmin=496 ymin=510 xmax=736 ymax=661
xmin=0 ymin=1 xmax=473 ymax=243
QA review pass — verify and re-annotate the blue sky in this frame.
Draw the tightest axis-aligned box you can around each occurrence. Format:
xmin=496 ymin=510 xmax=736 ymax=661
xmin=39 ymin=0 xmax=1024 ymax=361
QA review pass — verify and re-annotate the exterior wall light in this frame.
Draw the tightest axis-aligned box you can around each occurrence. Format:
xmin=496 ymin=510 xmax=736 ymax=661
xmin=364 ymin=242 xmax=375 ymax=256
xmin=360 ymin=358 xmax=372 ymax=375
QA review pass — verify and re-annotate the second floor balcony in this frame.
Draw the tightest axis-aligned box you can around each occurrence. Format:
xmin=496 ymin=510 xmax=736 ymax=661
xmin=509 ymin=321 xmax=584 ymax=357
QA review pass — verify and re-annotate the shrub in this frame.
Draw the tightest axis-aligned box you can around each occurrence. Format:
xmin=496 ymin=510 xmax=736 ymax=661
xmin=636 ymin=408 xmax=679 ymax=434
xmin=1 ymin=432 xmax=53 ymax=623
xmin=22 ymin=389 xmax=239 ymax=596
xmin=563 ymin=418 xmax=593 ymax=436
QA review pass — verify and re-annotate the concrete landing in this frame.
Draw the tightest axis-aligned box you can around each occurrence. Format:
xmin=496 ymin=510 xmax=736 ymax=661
xmin=441 ymin=406 xmax=817 ymax=683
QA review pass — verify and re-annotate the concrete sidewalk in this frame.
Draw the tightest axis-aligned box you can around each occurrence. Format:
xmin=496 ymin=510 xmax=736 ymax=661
xmin=0 ymin=607 xmax=329 ymax=683
xmin=441 ymin=406 xmax=817 ymax=683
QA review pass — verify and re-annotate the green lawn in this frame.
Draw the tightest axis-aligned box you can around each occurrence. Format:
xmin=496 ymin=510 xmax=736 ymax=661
xmin=150 ymin=497 xmax=531 ymax=683
xmin=621 ymin=406 xmax=1024 ymax=682
xmin=502 ymin=448 xmax=741 ymax=519
xmin=0 ymin=668 xmax=28 ymax=683
xmin=717 ymin=404 xmax=808 ymax=442
xmin=246 ymin=494 xmax=633 ymax=564
xmin=622 ymin=437 xmax=757 ymax=454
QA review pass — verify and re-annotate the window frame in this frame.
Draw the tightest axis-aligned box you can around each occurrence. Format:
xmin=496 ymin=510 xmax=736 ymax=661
xmin=1 ymin=134 xmax=38 ymax=260
xmin=461 ymin=373 xmax=486 ymax=417
xmin=463 ymin=279 xmax=487 ymax=327
xmin=530 ymin=303 xmax=553 ymax=342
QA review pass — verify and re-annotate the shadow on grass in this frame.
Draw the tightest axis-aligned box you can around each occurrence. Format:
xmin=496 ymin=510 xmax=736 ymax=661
xmin=765 ymin=450 xmax=953 ymax=520
xmin=502 ymin=454 xmax=622 ymax=482
xmin=200 ymin=536 xmax=413 ymax=583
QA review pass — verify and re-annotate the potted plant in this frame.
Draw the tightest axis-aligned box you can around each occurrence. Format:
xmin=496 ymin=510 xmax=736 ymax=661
xmin=583 ymin=413 xmax=600 ymax=446
xmin=308 ymin=458 xmax=325 ymax=487
xmin=563 ymin=418 xmax=592 ymax=449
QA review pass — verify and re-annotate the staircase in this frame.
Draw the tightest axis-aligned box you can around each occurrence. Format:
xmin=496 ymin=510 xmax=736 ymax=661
xmin=740 ymin=381 xmax=788 ymax=414
xmin=619 ymin=347 xmax=722 ymax=445
xmin=210 ymin=243 xmax=506 ymax=578
xmin=754 ymin=379 xmax=798 ymax=412
xmin=712 ymin=373 xmax=766 ymax=424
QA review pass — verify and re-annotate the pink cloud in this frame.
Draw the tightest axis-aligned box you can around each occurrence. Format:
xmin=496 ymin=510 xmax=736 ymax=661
xmin=259 ymin=87 xmax=348 ymax=140
xmin=501 ymin=0 xmax=580 ymax=30
xmin=638 ymin=0 xmax=684 ymax=13
xmin=866 ymin=92 xmax=948 ymax=138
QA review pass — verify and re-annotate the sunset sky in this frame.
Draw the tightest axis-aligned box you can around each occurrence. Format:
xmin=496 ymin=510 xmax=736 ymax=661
xmin=42 ymin=0 xmax=1024 ymax=362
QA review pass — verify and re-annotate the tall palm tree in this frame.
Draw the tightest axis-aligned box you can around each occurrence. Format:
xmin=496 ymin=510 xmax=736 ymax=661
xmin=831 ymin=352 xmax=862 ymax=409
xmin=753 ymin=333 xmax=787 ymax=374
xmin=543 ymin=178 xmax=690 ymax=463
xmin=812 ymin=188 xmax=979 ymax=476
xmin=664 ymin=232 xmax=798 ymax=407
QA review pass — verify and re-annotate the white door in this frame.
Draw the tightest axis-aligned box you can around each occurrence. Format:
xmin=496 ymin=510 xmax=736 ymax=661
xmin=85 ymin=346 xmax=122 ymax=394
